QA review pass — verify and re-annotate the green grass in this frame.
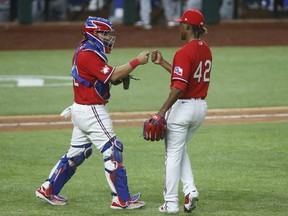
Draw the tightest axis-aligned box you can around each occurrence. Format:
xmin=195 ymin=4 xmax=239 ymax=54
xmin=0 ymin=46 xmax=288 ymax=116
xmin=0 ymin=46 xmax=287 ymax=216
xmin=0 ymin=122 xmax=287 ymax=215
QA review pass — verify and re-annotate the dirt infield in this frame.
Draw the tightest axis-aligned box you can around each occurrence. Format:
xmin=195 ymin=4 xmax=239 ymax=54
xmin=1 ymin=107 xmax=288 ymax=131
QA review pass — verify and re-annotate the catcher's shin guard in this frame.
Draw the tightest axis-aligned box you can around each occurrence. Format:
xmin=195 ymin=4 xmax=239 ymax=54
xmin=101 ymin=138 xmax=130 ymax=206
xmin=48 ymin=143 xmax=92 ymax=195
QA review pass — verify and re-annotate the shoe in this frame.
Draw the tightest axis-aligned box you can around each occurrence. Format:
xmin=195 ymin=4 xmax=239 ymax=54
xmin=159 ymin=203 xmax=168 ymax=213
xmin=35 ymin=186 xmax=67 ymax=206
xmin=134 ymin=21 xmax=152 ymax=30
xmin=183 ymin=191 xmax=199 ymax=213
xmin=167 ymin=21 xmax=178 ymax=28
xmin=54 ymin=194 xmax=68 ymax=202
xmin=142 ymin=24 xmax=152 ymax=30
xmin=37 ymin=185 xmax=68 ymax=202
xmin=110 ymin=196 xmax=145 ymax=210
xmin=134 ymin=21 xmax=143 ymax=27
xmin=159 ymin=202 xmax=179 ymax=214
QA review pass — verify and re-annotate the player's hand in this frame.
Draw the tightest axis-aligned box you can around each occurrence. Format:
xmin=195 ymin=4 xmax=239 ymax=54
xmin=143 ymin=114 xmax=167 ymax=141
xmin=151 ymin=49 xmax=163 ymax=65
xmin=137 ymin=51 xmax=150 ymax=65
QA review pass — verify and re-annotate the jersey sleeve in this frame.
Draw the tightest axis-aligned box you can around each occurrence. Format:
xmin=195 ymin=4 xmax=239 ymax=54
xmin=78 ymin=51 xmax=115 ymax=84
xmin=170 ymin=50 xmax=191 ymax=92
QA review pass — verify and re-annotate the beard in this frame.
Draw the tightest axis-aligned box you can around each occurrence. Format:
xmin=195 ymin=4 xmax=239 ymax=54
xmin=180 ymin=33 xmax=186 ymax=41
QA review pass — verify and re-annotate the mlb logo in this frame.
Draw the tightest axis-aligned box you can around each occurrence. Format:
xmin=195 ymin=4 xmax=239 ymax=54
xmin=174 ymin=66 xmax=183 ymax=76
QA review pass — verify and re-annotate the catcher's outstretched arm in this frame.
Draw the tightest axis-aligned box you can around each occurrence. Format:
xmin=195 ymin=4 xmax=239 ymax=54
xmin=111 ymin=63 xmax=134 ymax=82
xmin=111 ymin=51 xmax=150 ymax=82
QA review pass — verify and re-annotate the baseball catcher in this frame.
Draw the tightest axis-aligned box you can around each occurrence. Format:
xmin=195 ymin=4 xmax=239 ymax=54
xmin=143 ymin=114 xmax=167 ymax=141
xmin=35 ymin=16 xmax=149 ymax=210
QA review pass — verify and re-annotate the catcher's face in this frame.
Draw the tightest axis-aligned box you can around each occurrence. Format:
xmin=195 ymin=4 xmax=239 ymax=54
xmin=97 ymin=31 xmax=116 ymax=53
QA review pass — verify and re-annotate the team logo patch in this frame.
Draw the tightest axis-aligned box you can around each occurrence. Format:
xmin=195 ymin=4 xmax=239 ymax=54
xmin=173 ymin=66 xmax=183 ymax=76
xmin=101 ymin=65 xmax=110 ymax=74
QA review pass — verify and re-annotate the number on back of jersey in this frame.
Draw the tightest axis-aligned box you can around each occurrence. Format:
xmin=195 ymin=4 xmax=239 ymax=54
xmin=193 ymin=60 xmax=212 ymax=82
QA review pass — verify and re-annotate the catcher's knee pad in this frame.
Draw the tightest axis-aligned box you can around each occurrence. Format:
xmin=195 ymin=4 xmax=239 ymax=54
xmin=48 ymin=143 xmax=92 ymax=195
xmin=101 ymin=137 xmax=130 ymax=205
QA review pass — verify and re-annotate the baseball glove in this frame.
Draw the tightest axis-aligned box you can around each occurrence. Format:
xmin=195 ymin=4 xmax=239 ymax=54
xmin=143 ymin=114 xmax=167 ymax=141
xmin=122 ymin=75 xmax=130 ymax=90
xmin=111 ymin=75 xmax=140 ymax=90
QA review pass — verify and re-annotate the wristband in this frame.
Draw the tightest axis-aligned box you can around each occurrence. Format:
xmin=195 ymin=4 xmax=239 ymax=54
xmin=129 ymin=58 xmax=140 ymax=69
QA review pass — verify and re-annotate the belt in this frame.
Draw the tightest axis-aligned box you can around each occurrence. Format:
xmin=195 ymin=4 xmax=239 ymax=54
xmin=179 ymin=97 xmax=205 ymax=100
xmin=76 ymin=102 xmax=104 ymax=106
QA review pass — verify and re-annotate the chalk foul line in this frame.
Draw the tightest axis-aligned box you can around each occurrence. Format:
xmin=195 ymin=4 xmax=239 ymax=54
xmin=1 ymin=113 xmax=288 ymax=128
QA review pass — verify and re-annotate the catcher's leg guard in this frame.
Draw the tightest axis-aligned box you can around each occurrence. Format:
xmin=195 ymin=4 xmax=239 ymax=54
xmin=101 ymin=137 xmax=130 ymax=207
xmin=47 ymin=143 xmax=92 ymax=195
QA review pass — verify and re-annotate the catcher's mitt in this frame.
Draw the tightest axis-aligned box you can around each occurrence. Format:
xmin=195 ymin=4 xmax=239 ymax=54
xmin=111 ymin=75 xmax=140 ymax=90
xmin=122 ymin=75 xmax=130 ymax=90
xmin=143 ymin=114 xmax=167 ymax=141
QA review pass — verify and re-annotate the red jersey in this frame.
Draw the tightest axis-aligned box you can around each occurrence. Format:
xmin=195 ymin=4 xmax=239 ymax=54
xmin=171 ymin=40 xmax=212 ymax=99
xmin=72 ymin=50 xmax=115 ymax=105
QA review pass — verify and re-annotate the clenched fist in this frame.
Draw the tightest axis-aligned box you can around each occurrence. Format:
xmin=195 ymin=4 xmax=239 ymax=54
xmin=151 ymin=49 xmax=163 ymax=64
xmin=137 ymin=50 xmax=150 ymax=65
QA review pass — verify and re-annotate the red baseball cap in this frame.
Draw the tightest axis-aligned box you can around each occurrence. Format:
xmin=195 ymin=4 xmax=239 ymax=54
xmin=173 ymin=9 xmax=204 ymax=26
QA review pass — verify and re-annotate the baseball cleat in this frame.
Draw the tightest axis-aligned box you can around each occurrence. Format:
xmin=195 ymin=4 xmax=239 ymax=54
xmin=184 ymin=191 xmax=199 ymax=213
xmin=54 ymin=194 xmax=68 ymax=202
xmin=159 ymin=202 xmax=179 ymax=214
xmin=159 ymin=203 xmax=168 ymax=213
xmin=110 ymin=196 xmax=145 ymax=210
xmin=35 ymin=186 xmax=67 ymax=206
